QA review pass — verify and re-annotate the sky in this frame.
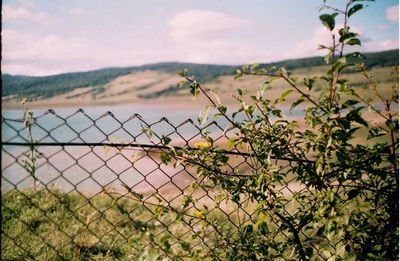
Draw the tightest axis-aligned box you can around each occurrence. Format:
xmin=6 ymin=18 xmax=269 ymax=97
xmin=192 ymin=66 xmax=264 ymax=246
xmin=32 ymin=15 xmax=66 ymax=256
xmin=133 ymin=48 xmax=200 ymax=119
xmin=2 ymin=0 xmax=399 ymax=76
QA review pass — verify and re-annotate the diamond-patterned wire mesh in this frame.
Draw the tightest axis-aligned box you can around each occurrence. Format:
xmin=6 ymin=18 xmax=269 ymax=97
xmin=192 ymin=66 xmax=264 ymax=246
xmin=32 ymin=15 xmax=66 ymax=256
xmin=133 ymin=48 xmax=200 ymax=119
xmin=2 ymin=109 xmax=329 ymax=260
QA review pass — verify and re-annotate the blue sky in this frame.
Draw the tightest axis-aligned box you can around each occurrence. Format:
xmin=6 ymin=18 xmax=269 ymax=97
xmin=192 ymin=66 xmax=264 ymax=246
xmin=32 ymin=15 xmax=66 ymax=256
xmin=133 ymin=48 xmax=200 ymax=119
xmin=2 ymin=0 xmax=399 ymax=76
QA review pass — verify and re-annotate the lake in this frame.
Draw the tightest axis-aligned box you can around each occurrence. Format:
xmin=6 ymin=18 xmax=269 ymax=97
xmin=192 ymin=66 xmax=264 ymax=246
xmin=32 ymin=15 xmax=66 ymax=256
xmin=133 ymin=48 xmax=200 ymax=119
xmin=1 ymin=104 xmax=302 ymax=195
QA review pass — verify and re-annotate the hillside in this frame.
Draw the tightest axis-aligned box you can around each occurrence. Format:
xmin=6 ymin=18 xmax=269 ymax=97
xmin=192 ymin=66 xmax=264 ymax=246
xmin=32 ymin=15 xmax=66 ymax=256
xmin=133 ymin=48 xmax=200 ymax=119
xmin=2 ymin=63 xmax=237 ymax=100
xmin=2 ymin=49 xmax=398 ymax=107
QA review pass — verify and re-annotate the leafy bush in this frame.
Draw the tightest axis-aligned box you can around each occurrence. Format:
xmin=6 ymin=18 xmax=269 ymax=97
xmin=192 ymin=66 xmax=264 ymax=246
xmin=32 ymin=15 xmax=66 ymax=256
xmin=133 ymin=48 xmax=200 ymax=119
xmin=157 ymin=0 xmax=399 ymax=260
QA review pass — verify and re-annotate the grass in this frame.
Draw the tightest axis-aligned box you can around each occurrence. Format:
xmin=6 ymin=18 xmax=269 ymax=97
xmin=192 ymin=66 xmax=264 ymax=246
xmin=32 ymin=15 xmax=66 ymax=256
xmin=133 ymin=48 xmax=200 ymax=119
xmin=2 ymin=189 xmax=156 ymax=260
xmin=1 ymin=185 xmax=309 ymax=260
xmin=2 ymin=157 xmax=393 ymax=260
xmin=1 ymin=188 xmax=241 ymax=260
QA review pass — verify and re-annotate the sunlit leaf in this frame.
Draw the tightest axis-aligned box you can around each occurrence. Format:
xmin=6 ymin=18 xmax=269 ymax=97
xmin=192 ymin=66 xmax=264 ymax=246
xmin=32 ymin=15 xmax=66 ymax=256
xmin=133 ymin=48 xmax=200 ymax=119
xmin=348 ymin=4 xmax=363 ymax=17
xmin=347 ymin=38 xmax=361 ymax=46
xmin=198 ymin=105 xmax=211 ymax=125
xmin=319 ymin=14 xmax=335 ymax=31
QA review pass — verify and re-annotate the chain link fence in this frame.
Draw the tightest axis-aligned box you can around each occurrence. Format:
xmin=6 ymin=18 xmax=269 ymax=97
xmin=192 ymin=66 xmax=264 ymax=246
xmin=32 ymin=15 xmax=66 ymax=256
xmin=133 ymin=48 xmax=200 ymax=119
xmin=2 ymin=109 xmax=345 ymax=260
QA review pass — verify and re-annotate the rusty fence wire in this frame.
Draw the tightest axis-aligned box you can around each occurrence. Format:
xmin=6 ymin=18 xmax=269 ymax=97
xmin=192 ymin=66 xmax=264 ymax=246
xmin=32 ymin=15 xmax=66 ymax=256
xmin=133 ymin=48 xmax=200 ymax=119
xmin=1 ymin=109 xmax=328 ymax=260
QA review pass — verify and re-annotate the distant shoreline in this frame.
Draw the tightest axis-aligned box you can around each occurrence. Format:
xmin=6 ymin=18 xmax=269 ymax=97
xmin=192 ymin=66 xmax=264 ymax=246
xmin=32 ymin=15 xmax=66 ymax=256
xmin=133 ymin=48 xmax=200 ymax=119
xmin=1 ymin=98 xmax=209 ymax=111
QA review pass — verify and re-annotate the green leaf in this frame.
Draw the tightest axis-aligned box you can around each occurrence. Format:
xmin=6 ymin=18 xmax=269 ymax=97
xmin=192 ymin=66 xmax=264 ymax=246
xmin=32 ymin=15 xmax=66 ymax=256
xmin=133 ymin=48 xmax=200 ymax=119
xmin=317 ymin=225 xmax=325 ymax=236
xmin=161 ymin=135 xmax=171 ymax=145
xmin=234 ymin=69 xmax=243 ymax=80
xmin=243 ymin=224 xmax=253 ymax=235
xmin=190 ymin=82 xmax=200 ymax=96
xmin=160 ymin=235 xmax=171 ymax=252
xmin=198 ymin=105 xmax=211 ymax=125
xmin=347 ymin=38 xmax=361 ymax=46
xmin=112 ymin=200 xmax=129 ymax=216
xmin=275 ymin=89 xmax=293 ymax=104
xmin=178 ymin=80 xmax=186 ymax=88
xmin=290 ymin=97 xmax=305 ymax=111
xmin=142 ymin=127 xmax=153 ymax=139
xmin=122 ymin=183 xmax=144 ymax=201
xmin=385 ymin=119 xmax=398 ymax=132
xmin=237 ymin=88 xmax=247 ymax=96
xmin=348 ymin=189 xmax=360 ymax=200
xmin=305 ymin=247 xmax=314 ymax=258
xmin=318 ymin=44 xmax=330 ymax=50
xmin=211 ymin=90 xmax=221 ymax=105
xmin=339 ymin=26 xmax=349 ymax=36
xmin=348 ymin=4 xmax=363 ymax=17
xmin=304 ymin=77 xmax=316 ymax=90
xmin=181 ymin=195 xmax=193 ymax=209
xmin=215 ymin=106 xmax=227 ymax=118
xmin=160 ymin=235 xmax=170 ymax=244
xmin=180 ymin=242 xmax=191 ymax=251
xmin=339 ymin=32 xmax=358 ymax=43
xmin=341 ymin=99 xmax=359 ymax=109
xmin=130 ymin=220 xmax=148 ymax=231
xmin=346 ymin=107 xmax=368 ymax=127
xmin=176 ymin=69 xmax=188 ymax=77
xmin=245 ymin=105 xmax=255 ymax=118
xmin=258 ymin=222 xmax=269 ymax=235
xmin=368 ymin=127 xmax=386 ymax=139
xmin=160 ymin=152 xmax=171 ymax=164
xmin=217 ymin=105 xmax=227 ymax=114
xmin=319 ymin=14 xmax=335 ymax=31
xmin=271 ymin=109 xmax=282 ymax=117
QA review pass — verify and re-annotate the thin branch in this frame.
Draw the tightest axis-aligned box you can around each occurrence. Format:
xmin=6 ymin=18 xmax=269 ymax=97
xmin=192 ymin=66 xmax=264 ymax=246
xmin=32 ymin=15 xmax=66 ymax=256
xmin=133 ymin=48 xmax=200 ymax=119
xmin=243 ymin=71 xmax=322 ymax=111
xmin=274 ymin=211 xmax=307 ymax=261
xmin=322 ymin=5 xmax=346 ymax=14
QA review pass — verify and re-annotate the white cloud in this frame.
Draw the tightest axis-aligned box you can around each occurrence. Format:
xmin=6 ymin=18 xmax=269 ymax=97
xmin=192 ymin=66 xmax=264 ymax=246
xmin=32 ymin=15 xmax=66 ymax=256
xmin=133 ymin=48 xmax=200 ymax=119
xmin=290 ymin=26 xmax=370 ymax=59
xmin=2 ymin=9 xmax=267 ymax=75
xmin=165 ymin=10 xmax=271 ymax=64
xmin=386 ymin=5 xmax=399 ymax=23
xmin=364 ymin=39 xmax=399 ymax=52
xmin=2 ymin=5 xmax=53 ymax=25
xmin=290 ymin=26 xmax=332 ymax=58
xmin=2 ymin=29 xmax=107 ymax=75
xmin=69 ymin=7 xmax=85 ymax=16
xmin=1 ymin=29 xmax=165 ymax=75
xmin=168 ymin=10 xmax=252 ymax=41
xmin=174 ymin=39 xmax=272 ymax=64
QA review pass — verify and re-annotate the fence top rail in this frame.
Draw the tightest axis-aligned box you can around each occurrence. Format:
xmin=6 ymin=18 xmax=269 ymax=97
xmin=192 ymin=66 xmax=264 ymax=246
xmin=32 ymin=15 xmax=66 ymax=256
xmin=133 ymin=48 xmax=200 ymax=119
xmin=2 ymin=108 xmax=317 ymax=164
xmin=0 ymin=141 xmax=315 ymax=164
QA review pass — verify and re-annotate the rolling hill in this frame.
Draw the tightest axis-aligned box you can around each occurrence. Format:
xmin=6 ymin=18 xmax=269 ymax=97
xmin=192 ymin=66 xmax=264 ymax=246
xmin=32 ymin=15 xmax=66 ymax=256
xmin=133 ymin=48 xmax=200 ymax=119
xmin=2 ymin=49 xmax=398 ymax=108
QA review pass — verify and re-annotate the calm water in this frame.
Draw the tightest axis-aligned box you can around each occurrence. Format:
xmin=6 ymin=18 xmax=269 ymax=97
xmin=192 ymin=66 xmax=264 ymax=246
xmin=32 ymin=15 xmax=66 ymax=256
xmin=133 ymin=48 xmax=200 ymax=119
xmin=1 ymin=104 xmax=224 ymax=194
xmin=2 ymin=104 xmax=237 ymax=141
xmin=2 ymin=104 xmax=302 ymax=194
